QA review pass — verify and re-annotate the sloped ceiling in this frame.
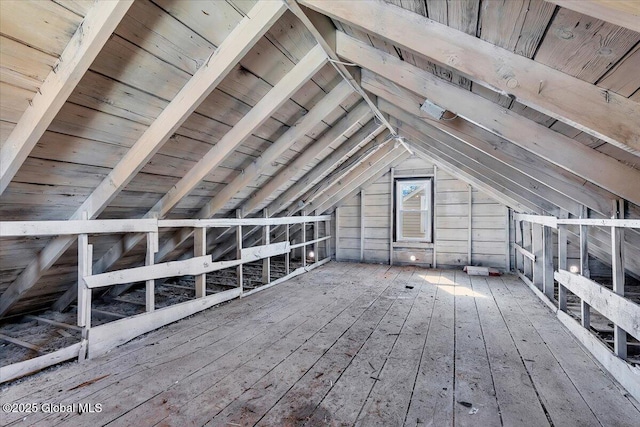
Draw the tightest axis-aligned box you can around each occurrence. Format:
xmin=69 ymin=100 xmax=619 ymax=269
xmin=0 ymin=0 xmax=638 ymax=318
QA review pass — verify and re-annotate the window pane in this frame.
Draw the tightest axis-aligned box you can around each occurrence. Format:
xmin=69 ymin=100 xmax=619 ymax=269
xmin=400 ymin=182 xmax=427 ymax=211
xmin=400 ymin=211 xmax=427 ymax=238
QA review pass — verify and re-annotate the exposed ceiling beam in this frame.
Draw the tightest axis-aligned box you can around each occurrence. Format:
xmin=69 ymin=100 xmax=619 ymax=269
xmin=284 ymin=0 xmax=397 ymax=137
xmin=177 ymin=101 xmax=373 ymax=264
xmin=57 ymin=44 xmax=334 ymax=308
xmin=0 ymin=0 xmax=134 ymax=195
xmin=0 ymin=1 xmax=287 ymax=318
xmin=208 ymin=128 xmax=390 ymax=262
xmin=337 ymin=34 xmax=640 ymax=205
xmin=55 ymin=69 xmax=346 ymax=312
xmin=368 ymin=75 xmax=619 ymax=216
xmin=401 ymin=131 xmax=544 ymax=214
xmin=546 ymin=1 xmax=640 ymax=32
xmin=300 ymin=0 xmax=640 ymax=153
xmin=381 ymin=102 xmax=570 ymax=215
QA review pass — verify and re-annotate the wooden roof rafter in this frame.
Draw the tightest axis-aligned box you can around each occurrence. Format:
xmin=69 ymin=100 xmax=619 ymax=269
xmin=546 ymin=0 xmax=640 ymax=33
xmin=299 ymin=0 xmax=640 ymax=154
xmin=0 ymin=0 xmax=134 ymax=195
xmin=337 ymin=34 xmax=640 ymax=205
xmin=0 ymin=0 xmax=289 ymax=318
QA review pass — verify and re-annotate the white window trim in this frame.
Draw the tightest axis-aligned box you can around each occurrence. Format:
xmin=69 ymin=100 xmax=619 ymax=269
xmin=395 ymin=178 xmax=433 ymax=242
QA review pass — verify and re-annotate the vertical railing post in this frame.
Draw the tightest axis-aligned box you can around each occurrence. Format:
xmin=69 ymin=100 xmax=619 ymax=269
xmin=262 ymin=209 xmax=270 ymax=284
xmin=236 ymin=209 xmax=243 ymax=295
xmin=532 ymin=223 xmax=543 ymax=290
xmin=514 ymin=217 xmax=523 ymax=273
xmin=313 ymin=210 xmax=319 ymax=265
xmin=542 ymin=224 xmax=554 ymax=300
xmin=285 ymin=222 xmax=290 ymax=275
xmin=360 ymin=189 xmax=365 ymax=262
xmin=335 ymin=207 xmax=340 ymax=261
xmin=194 ymin=227 xmax=206 ymax=298
xmin=77 ymin=212 xmax=91 ymax=361
xmin=301 ymin=209 xmax=307 ymax=268
xmin=579 ymin=205 xmax=591 ymax=329
xmin=146 ymin=231 xmax=158 ymax=310
xmin=324 ymin=216 xmax=331 ymax=261
xmin=467 ymin=185 xmax=472 ymax=265
xmin=558 ymin=210 xmax=568 ymax=311
xmin=523 ymin=221 xmax=533 ymax=279
xmin=612 ymin=199 xmax=627 ymax=359
xmin=389 ymin=167 xmax=394 ymax=266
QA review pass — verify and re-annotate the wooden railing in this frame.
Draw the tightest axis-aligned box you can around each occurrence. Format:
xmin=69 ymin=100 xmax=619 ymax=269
xmin=0 ymin=214 xmax=331 ymax=382
xmin=513 ymin=212 xmax=640 ymax=401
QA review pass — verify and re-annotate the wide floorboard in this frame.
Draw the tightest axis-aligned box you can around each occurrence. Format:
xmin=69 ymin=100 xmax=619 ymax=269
xmin=1 ymin=262 xmax=638 ymax=426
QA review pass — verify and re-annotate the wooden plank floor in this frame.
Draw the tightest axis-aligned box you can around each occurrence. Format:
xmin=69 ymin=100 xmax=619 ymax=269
xmin=2 ymin=262 xmax=639 ymax=427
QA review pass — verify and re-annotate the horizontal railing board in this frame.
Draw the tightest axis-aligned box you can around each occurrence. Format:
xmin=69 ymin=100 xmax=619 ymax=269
xmin=555 ymin=269 xmax=640 ymax=341
xmin=85 ymin=242 xmax=290 ymax=288
xmin=0 ymin=219 xmax=158 ymax=237
xmin=89 ymin=288 xmax=241 ymax=359
xmin=158 ymin=216 xmax=330 ymax=228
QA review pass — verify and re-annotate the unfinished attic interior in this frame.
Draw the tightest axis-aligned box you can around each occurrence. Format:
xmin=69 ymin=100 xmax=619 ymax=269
xmin=1 ymin=0 xmax=640 ymax=424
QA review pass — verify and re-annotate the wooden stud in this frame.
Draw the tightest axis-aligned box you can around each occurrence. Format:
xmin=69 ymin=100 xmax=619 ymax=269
xmin=433 ymin=165 xmax=438 ymax=268
xmin=324 ymin=216 xmax=331 ymax=260
xmin=335 ymin=207 xmax=341 ymax=261
xmin=505 ymin=207 xmax=511 ymax=272
xmin=389 ymin=167 xmax=394 ymax=266
xmin=0 ymin=0 xmax=134 ymax=194
xmin=612 ymin=199 xmax=627 ymax=359
xmin=194 ymin=227 xmax=207 ymax=298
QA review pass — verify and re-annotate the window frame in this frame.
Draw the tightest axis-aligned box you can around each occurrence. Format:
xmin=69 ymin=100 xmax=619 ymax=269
xmin=394 ymin=178 xmax=433 ymax=242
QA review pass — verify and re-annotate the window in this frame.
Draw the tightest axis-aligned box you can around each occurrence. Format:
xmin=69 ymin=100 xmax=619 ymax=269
xmin=395 ymin=179 xmax=432 ymax=242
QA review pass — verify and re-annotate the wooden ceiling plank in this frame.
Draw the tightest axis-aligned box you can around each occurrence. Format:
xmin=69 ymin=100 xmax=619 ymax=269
xmin=597 ymin=43 xmax=640 ymax=97
xmin=546 ymin=0 xmax=640 ymax=33
xmin=372 ymin=83 xmax=615 ymax=215
xmin=60 ymin=43 xmax=331 ymax=307
xmin=300 ymin=0 xmax=640 ymax=153
xmin=400 ymin=129 xmax=545 ymax=214
xmin=271 ymin=121 xmax=385 ymax=216
xmin=336 ymin=33 xmax=640 ymax=204
xmin=0 ymin=0 xmax=134 ymax=195
xmin=534 ymin=7 xmax=640 ymax=83
xmin=132 ymin=73 xmax=344 ymax=267
xmin=0 ymin=1 xmax=287 ymax=318
xmin=301 ymin=131 xmax=392 ymax=213
xmin=242 ymin=102 xmax=374 ymax=215
xmin=312 ymin=146 xmax=409 ymax=214
xmin=479 ymin=0 xmax=556 ymax=58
